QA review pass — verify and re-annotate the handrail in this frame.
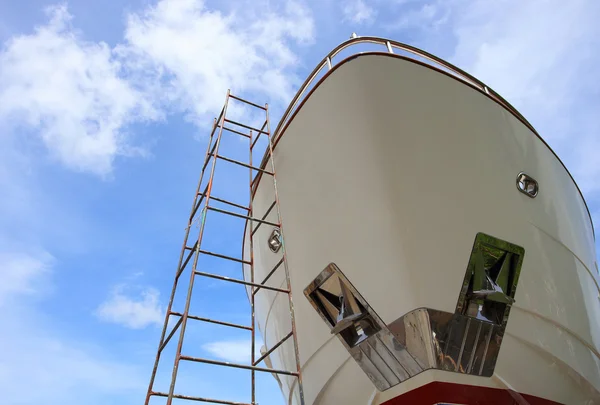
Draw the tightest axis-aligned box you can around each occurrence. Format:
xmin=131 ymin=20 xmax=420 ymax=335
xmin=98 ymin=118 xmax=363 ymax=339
xmin=271 ymin=35 xmax=536 ymax=144
xmin=264 ymin=34 xmax=595 ymax=239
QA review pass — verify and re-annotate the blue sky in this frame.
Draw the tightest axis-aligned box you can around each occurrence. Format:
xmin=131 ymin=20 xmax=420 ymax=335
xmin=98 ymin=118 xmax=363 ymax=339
xmin=0 ymin=0 xmax=599 ymax=404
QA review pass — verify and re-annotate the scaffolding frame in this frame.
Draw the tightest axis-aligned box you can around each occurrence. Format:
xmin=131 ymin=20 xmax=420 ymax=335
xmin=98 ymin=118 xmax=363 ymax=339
xmin=144 ymin=91 xmax=304 ymax=405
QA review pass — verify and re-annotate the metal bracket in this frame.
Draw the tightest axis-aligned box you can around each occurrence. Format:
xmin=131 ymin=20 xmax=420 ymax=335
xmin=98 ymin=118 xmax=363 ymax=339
xmin=304 ymin=233 xmax=525 ymax=391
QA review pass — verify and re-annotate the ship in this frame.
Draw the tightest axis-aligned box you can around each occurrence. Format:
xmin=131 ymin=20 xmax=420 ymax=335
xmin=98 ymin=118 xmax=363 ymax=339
xmin=243 ymin=35 xmax=600 ymax=404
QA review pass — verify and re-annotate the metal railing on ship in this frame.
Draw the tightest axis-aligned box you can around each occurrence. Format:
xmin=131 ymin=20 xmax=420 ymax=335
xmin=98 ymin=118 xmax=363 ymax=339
xmin=270 ymin=34 xmax=536 ymax=144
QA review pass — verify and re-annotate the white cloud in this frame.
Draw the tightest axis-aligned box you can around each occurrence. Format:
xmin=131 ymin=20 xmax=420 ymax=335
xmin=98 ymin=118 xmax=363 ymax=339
xmin=0 ymin=250 xmax=53 ymax=306
xmin=0 ymin=5 xmax=159 ymax=176
xmin=343 ymin=0 xmax=377 ymax=25
xmin=0 ymin=1 xmax=314 ymax=176
xmin=119 ymin=0 xmax=315 ymax=124
xmin=202 ymin=339 xmax=263 ymax=364
xmin=203 ymin=340 xmax=251 ymax=363
xmin=96 ymin=285 xmax=164 ymax=329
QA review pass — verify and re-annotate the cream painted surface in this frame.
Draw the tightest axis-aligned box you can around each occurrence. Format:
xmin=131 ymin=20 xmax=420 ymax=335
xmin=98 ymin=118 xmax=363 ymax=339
xmin=244 ymin=54 xmax=600 ymax=404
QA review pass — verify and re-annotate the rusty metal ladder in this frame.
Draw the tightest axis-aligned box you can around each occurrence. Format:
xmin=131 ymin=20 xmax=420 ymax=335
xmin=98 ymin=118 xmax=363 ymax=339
xmin=144 ymin=90 xmax=305 ymax=405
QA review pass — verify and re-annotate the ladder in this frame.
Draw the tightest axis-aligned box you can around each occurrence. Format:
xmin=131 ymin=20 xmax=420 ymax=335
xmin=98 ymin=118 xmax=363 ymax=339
xmin=144 ymin=90 xmax=305 ymax=405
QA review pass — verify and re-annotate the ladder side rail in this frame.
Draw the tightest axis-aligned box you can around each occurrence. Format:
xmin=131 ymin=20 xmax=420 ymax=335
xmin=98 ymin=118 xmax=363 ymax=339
xmin=165 ymin=91 xmax=231 ymax=405
xmin=249 ymin=128 xmax=257 ymax=405
xmin=144 ymin=116 xmax=219 ymax=405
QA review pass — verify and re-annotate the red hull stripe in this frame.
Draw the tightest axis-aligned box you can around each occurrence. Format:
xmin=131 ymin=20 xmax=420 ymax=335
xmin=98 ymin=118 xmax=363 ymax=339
xmin=381 ymin=381 xmax=563 ymax=405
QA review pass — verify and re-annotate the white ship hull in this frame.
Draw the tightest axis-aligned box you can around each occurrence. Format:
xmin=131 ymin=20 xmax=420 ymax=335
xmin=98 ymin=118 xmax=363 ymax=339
xmin=244 ymin=50 xmax=600 ymax=404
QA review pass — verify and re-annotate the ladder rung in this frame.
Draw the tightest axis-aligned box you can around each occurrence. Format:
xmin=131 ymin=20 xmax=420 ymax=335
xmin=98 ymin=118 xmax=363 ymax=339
xmin=222 ymin=125 xmax=251 ymax=138
xmin=150 ymin=391 xmax=252 ymax=405
xmin=191 ymin=201 xmax=202 ymax=222
xmin=159 ymin=316 xmax=183 ymax=353
xmin=229 ymin=94 xmax=267 ymax=111
xmin=212 ymin=154 xmax=274 ymax=175
xmin=197 ymin=194 xmax=249 ymax=212
xmin=202 ymin=139 xmax=219 ymax=172
xmin=253 ymin=331 xmax=293 ymax=366
xmin=250 ymin=121 xmax=268 ymax=150
xmin=190 ymin=184 xmax=210 ymax=220
xmin=180 ymin=355 xmax=299 ymax=377
xmin=177 ymin=243 xmax=198 ymax=280
xmin=252 ymin=258 xmax=284 ymax=296
xmin=251 ymin=201 xmax=277 ymax=237
xmin=257 ymin=120 xmax=267 ymax=134
xmin=200 ymin=108 xmax=224 ymax=144
xmin=189 ymin=248 xmax=251 ymax=265
xmin=194 ymin=271 xmax=290 ymax=293
xmin=250 ymin=168 xmax=271 ymax=188
xmin=208 ymin=206 xmax=280 ymax=228
xmin=170 ymin=311 xmax=252 ymax=331
xmin=214 ymin=105 xmax=225 ymax=131
xmin=250 ymin=132 xmax=262 ymax=150
xmin=224 ymin=118 xmax=269 ymax=135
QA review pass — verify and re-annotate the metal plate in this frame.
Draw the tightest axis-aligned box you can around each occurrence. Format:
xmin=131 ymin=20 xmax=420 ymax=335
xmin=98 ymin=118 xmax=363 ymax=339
xmin=304 ymin=233 xmax=524 ymax=391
